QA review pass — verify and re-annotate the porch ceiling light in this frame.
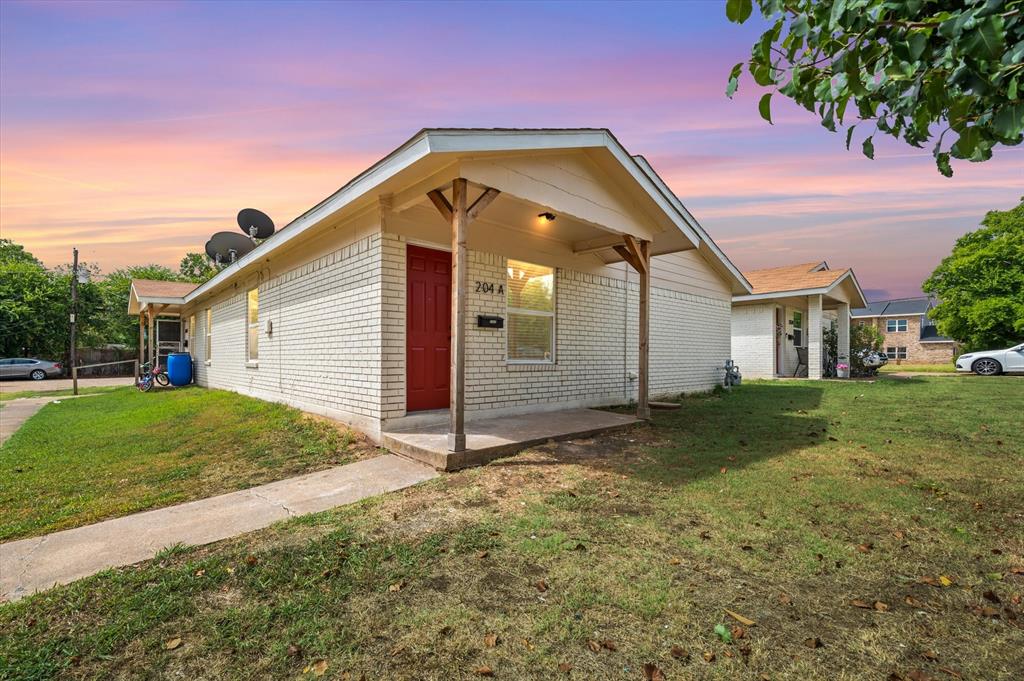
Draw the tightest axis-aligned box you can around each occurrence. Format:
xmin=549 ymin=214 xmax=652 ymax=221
xmin=537 ymin=212 xmax=556 ymax=222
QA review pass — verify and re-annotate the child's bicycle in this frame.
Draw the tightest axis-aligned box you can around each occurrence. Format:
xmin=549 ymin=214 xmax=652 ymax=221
xmin=137 ymin=362 xmax=170 ymax=392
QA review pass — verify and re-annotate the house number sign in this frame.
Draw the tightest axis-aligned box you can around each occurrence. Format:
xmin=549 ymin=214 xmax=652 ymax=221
xmin=475 ymin=281 xmax=504 ymax=295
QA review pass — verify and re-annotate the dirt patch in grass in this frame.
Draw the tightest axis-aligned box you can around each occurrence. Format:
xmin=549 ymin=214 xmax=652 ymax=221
xmin=2 ymin=378 xmax=1022 ymax=680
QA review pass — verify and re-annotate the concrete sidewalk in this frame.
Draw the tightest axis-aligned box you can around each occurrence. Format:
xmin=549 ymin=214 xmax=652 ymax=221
xmin=0 ymin=376 xmax=134 ymax=393
xmin=0 ymin=454 xmax=436 ymax=602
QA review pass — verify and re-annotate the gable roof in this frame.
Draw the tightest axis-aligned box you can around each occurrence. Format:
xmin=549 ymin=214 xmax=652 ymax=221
xmin=742 ymin=262 xmax=849 ymax=295
xmin=131 ymin=279 xmax=198 ymax=298
xmin=174 ymin=128 xmax=752 ymax=308
xmin=851 ymin=296 xmax=932 ymax=317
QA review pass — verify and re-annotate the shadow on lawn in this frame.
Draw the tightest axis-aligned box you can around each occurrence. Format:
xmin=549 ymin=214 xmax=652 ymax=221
xmin=492 ymin=382 xmax=830 ymax=487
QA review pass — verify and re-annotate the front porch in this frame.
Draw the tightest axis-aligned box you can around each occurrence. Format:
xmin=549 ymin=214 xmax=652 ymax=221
xmin=382 ymin=408 xmax=640 ymax=471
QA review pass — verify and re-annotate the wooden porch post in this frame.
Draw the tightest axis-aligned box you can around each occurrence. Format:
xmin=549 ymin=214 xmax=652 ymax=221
xmin=448 ymin=178 xmax=469 ymax=452
xmin=614 ymin=235 xmax=651 ymax=420
xmin=138 ymin=311 xmax=145 ymax=373
xmin=147 ymin=306 xmax=156 ymax=369
xmin=425 ymin=180 xmax=500 ymax=452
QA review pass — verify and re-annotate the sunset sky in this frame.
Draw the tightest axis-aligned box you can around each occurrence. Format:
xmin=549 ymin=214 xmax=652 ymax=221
xmin=2 ymin=1 xmax=1020 ymax=300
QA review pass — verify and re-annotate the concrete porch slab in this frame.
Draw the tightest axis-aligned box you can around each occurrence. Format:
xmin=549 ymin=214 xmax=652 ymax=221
xmin=382 ymin=408 xmax=640 ymax=471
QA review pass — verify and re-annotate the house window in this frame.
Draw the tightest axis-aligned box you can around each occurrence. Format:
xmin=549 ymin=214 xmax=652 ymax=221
xmin=886 ymin=319 xmax=908 ymax=332
xmin=187 ymin=314 xmax=196 ymax=353
xmin=885 ymin=346 xmax=908 ymax=360
xmin=246 ymin=289 xmax=259 ymax=362
xmin=792 ymin=310 xmax=804 ymax=347
xmin=507 ymin=259 xmax=555 ymax=362
xmin=205 ymin=308 xmax=212 ymax=362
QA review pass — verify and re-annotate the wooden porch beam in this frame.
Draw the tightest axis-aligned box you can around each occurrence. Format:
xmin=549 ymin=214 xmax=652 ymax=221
xmin=467 ymin=187 xmax=500 ymax=221
xmin=637 ymin=239 xmax=651 ymax=420
xmin=622 ymin=234 xmax=648 ymax=275
xmin=427 ymin=189 xmax=453 ymax=224
xmin=612 ymin=245 xmax=642 ymax=272
xmin=448 ymin=178 xmax=469 ymax=452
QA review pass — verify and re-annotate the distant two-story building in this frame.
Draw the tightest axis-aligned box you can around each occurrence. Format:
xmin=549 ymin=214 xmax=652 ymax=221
xmin=851 ymin=297 xmax=958 ymax=365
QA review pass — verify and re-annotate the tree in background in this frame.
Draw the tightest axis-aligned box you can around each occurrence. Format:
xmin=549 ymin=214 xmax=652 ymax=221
xmin=924 ymin=198 xmax=1024 ymax=350
xmin=179 ymin=252 xmax=218 ymax=283
xmin=726 ymin=0 xmax=1023 ymax=176
xmin=0 ymin=241 xmax=102 ymax=360
xmin=850 ymin=323 xmax=884 ymax=376
xmin=94 ymin=265 xmax=183 ymax=349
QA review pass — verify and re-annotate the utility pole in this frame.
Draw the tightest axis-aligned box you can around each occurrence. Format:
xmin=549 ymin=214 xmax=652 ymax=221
xmin=70 ymin=247 xmax=79 ymax=396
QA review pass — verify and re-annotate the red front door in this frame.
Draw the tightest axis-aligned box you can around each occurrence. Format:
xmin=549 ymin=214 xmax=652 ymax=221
xmin=406 ymin=245 xmax=451 ymax=411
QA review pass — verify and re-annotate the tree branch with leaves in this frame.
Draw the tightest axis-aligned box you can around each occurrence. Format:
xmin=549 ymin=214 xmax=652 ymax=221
xmin=726 ymin=0 xmax=1023 ymax=176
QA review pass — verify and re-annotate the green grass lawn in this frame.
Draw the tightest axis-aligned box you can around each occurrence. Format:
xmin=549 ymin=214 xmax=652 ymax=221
xmin=2 ymin=377 xmax=1022 ymax=680
xmin=0 ymin=387 xmax=364 ymax=542
xmin=878 ymin=362 xmax=957 ymax=373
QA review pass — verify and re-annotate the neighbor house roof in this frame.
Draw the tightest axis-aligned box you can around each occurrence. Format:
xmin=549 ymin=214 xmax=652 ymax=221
xmin=131 ymin=279 xmax=198 ymax=298
xmin=851 ymin=296 xmax=932 ymax=317
xmin=742 ymin=262 xmax=848 ymax=295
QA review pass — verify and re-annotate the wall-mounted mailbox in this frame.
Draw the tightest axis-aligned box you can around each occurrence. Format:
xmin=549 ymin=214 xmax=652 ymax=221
xmin=477 ymin=315 xmax=504 ymax=329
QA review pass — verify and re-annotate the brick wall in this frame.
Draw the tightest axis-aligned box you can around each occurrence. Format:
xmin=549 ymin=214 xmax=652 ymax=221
xmin=855 ymin=316 xmax=957 ymax=364
xmin=190 ymin=233 xmax=385 ymax=434
xmin=380 ymin=236 xmax=732 ymax=421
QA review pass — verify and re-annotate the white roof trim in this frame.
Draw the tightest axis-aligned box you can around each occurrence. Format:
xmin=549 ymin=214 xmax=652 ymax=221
xmin=630 ymin=155 xmax=752 ymax=294
xmin=181 ymin=129 xmax=715 ymax=305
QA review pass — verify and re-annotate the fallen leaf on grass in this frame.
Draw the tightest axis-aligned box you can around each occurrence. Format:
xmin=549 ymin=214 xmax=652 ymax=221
xmin=778 ymin=593 xmax=792 ymax=606
xmin=194 ymin=569 xmax=205 ymax=577
xmin=164 ymin=637 xmax=182 ymax=650
xmin=483 ymin=633 xmax=498 ymax=648
xmin=731 ymin=625 xmax=746 ymax=639
xmin=713 ymin=624 xmax=732 ymax=643
xmin=642 ymin=662 xmax=666 ymax=680
xmin=477 ymin=550 xmax=489 ymax=559
xmin=474 ymin=665 xmax=494 ymax=677
xmin=982 ymin=590 xmax=1001 ymax=604
xmin=725 ymin=609 xmax=756 ymax=626
xmin=938 ymin=575 xmax=954 ymax=587
xmin=600 ymin=640 xmax=617 ymax=651
xmin=388 ymin=581 xmax=404 ymax=592
xmin=303 ymin=660 xmax=328 ymax=677
xmin=535 ymin=579 xmax=548 ymax=592
xmin=244 ymin=554 xmax=258 ymax=566
xmin=857 ymin=543 xmax=874 ymax=553
xmin=670 ymin=645 xmax=689 ymax=661
xmin=720 ymin=467 xmax=728 ymax=474
xmin=521 ymin=638 xmax=535 ymax=650
xmin=803 ymin=637 xmax=824 ymax=649
xmin=938 ymin=667 xmax=962 ymax=679
xmin=904 ymin=595 xmax=925 ymax=607
xmin=587 ymin=640 xmax=601 ymax=653
xmin=921 ymin=651 xmax=938 ymax=661
xmin=702 ymin=650 xmax=716 ymax=662
xmin=557 ymin=662 xmax=572 ymax=673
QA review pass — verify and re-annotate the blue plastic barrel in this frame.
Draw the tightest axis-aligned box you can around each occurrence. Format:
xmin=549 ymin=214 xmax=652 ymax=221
xmin=166 ymin=352 xmax=193 ymax=386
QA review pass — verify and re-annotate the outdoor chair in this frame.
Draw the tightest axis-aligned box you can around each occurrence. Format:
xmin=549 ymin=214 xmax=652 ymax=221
xmin=794 ymin=347 xmax=808 ymax=377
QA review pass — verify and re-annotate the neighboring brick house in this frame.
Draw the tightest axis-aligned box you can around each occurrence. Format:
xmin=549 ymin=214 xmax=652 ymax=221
xmin=128 ymin=129 xmax=754 ymax=469
xmin=851 ymin=297 xmax=958 ymax=364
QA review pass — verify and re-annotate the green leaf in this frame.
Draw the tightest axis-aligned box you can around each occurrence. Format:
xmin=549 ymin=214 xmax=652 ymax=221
xmin=951 ymin=127 xmax=981 ymax=159
xmin=714 ymin=624 xmax=733 ymax=643
xmin=992 ymin=103 xmax=1024 ymax=139
xmin=726 ymin=0 xmax=753 ymax=23
xmin=962 ymin=15 xmax=1005 ymax=60
xmin=758 ymin=92 xmax=773 ymax=125
xmin=829 ymin=0 xmax=847 ymax=28
xmin=726 ymin=77 xmax=740 ymax=98
xmin=935 ymin=151 xmax=953 ymax=177
xmin=1009 ymin=77 xmax=1018 ymax=101
xmin=846 ymin=125 xmax=856 ymax=150
xmin=862 ymin=135 xmax=875 ymax=160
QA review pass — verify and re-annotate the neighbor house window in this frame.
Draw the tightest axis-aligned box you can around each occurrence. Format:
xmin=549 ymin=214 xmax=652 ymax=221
xmin=507 ymin=260 xmax=555 ymax=362
xmin=886 ymin=346 xmax=908 ymax=360
xmin=247 ymin=289 xmax=259 ymax=362
xmin=886 ymin=319 xmax=908 ymax=332
xmin=205 ymin=308 xmax=212 ymax=362
xmin=792 ymin=310 xmax=804 ymax=347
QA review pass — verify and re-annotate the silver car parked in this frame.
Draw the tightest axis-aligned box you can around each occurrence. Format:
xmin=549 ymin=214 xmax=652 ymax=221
xmin=0 ymin=358 xmax=63 ymax=380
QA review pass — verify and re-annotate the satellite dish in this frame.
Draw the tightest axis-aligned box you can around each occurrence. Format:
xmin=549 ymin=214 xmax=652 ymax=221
xmin=207 ymin=231 xmax=256 ymax=265
xmin=237 ymin=208 xmax=275 ymax=239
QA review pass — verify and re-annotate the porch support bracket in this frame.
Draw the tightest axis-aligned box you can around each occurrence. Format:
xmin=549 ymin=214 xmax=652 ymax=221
xmin=615 ymin=234 xmax=651 ymax=420
xmin=427 ymin=179 xmax=501 ymax=452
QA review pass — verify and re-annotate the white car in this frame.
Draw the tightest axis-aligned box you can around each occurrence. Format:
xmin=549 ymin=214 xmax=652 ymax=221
xmin=955 ymin=342 xmax=1024 ymax=376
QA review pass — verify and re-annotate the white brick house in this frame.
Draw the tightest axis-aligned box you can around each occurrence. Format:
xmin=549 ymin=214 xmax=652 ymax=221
xmin=129 ymin=129 xmax=752 ymax=464
xmin=730 ymin=262 xmax=867 ymax=379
